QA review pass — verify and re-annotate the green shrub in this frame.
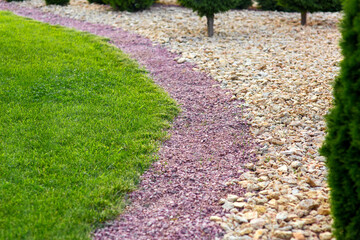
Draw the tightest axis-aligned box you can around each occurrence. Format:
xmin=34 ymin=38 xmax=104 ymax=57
xmin=87 ymin=0 xmax=106 ymax=4
xmin=320 ymin=0 xmax=360 ymax=239
xmin=277 ymin=0 xmax=342 ymax=25
xmin=178 ymin=0 xmax=238 ymax=37
xmin=320 ymin=0 xmax=342 ymax=12
xmin=235 ymin=0 xmax=253 ymax=9
xmin=104 ymin=0 xmax=154 ymax=11
xmin=45 ymin=0 xmax=70 ymax=5
xmin=256 ymin=0 xmax=290 ymax=11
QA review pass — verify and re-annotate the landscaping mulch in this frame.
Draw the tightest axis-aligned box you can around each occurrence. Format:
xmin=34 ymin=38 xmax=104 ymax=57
xmin=0 ymin=1 xmax=255 ymax=239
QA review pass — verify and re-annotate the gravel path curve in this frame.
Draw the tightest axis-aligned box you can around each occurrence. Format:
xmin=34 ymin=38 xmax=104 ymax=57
xmin=0 ymin=1 xmax=255 ymax=239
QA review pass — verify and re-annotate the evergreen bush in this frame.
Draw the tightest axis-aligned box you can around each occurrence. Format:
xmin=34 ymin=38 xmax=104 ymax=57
xmin=256 ymin=0 xmax=290 ymax=11
xmin=87 ymin=0 xmax=106 ymax=4
xmin=178 ymin=0 xmax=238 ymax=37
xmin=320 ymin=0 xmax=342 ymax=12
xmin=277 ymin=0 xmax=342 ymax=25
xmin=105 ymin=0 xmax=154 ymax=11
xmin=320 ymin=0 xmax=360 ymax=239
xmin=45 ymin=0 xmax=70 ymax=5
xmin=235 ymin=0 xmax=253 ymax=9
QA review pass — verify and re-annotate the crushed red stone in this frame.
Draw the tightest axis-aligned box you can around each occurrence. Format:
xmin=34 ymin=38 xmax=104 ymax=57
xmin=0 ymin=2 xmax=256 ymax=239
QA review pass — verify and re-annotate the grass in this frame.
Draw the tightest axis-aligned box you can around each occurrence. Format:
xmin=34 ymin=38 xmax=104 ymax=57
xmin=0 ymin=11 xmax=179 ymax=240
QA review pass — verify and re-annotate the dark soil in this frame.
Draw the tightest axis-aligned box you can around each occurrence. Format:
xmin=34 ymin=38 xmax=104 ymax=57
xmin=0 ymin=2 xmax=256 ymax=239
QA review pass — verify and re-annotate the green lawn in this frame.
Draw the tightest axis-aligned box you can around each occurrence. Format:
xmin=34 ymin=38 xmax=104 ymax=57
xmin=0 ymin=11 xmax=178 ymax=240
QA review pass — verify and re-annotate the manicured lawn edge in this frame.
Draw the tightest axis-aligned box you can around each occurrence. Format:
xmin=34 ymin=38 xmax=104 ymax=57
xmin=0 ymin=11 xmax=179 ymax=240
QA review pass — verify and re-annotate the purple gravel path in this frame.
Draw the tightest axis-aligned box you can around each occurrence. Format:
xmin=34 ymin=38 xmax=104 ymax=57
xmin=0 ymin=2 xmax=256 ymax=239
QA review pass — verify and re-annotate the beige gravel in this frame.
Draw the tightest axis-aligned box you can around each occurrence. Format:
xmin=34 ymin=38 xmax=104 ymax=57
xmin=13 ymin=0 xmax=342 ymax=239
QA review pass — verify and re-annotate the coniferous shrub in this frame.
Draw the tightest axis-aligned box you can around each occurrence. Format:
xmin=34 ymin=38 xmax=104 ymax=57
xmin=87 ymin=0 xmax=106 ymax=4
xmin=235 ymin=0 xmax=253 ymax=9
xmin=320 ymin=0 xmax=360 ymax=239
xmin=178 ymin=0 xmax=238 ymax=37
xmin=320 ymin=0 xmax=342 ymax=12
xmin=104 ymin=0 xmax=154 ymax=11
xmin=277 ymin=0 xmax=342 ymax=25
xmin=256 ymin=0 xmax=290 ymax=11
xmin=45 ymin=0 xmax=69 ymax=5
